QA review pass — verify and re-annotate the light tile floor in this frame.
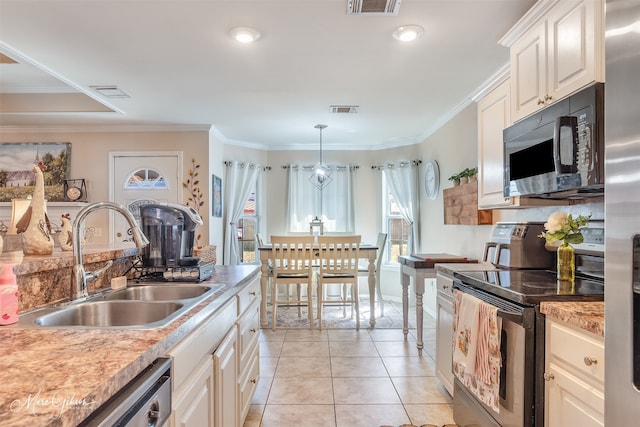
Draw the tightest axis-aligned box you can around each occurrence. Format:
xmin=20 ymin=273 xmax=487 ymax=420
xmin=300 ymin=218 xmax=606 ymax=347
xmin=242 ymin=314 xmax=455 ymax=427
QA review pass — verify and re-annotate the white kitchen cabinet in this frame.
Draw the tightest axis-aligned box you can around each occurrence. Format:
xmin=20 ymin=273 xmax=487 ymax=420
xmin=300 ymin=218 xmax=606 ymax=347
xmin=213 ymin=325 xmax=239 ymax=427
xmin=435 ymin=271 xmax=454 ymax=395
xmin=169 ymin=298 xmax=237 ymax=427
xmin=237 ymin=298 xmax=260 ymax=421
xmin=477 ymin=77 xmax=512 ymax=209
xmin=507 ymin=0 xmax=604 ymax=122
xmin=168 ymin=272 xmax=261 ymax=427
xmin=544 ymin=318 xmax=604 ymax=427
xmin=173 ymin=357 xmax=214 ymax=427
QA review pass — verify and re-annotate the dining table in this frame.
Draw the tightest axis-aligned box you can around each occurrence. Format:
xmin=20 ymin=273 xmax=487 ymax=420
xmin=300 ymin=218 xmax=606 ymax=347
xmin=258 ymin=242 xmax=379 ymax=328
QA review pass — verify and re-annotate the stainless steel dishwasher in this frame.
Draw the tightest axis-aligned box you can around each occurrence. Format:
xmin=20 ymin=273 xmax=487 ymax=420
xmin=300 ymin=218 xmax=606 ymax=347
xmin=79 ymin=357 xmax=171 ymax=427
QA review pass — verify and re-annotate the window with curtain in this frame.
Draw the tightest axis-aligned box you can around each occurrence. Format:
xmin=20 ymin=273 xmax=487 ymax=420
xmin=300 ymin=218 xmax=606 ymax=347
xmin=238 ymin=189 xmax=257 ymax=263
xmin=287 ymin=164 xmax=356 ymax=233
xmin=223 ymin=161 xmax=261 ymax=265
xmin=384 ymin=181 xmax=410 ymax=263
xmin=381 ymin=160 xmax=420 ymax=257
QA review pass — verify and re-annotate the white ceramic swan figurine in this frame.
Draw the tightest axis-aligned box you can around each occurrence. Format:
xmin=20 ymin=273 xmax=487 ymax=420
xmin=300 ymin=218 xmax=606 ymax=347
xmin=16 ymin=162 xmax=54 ymax=255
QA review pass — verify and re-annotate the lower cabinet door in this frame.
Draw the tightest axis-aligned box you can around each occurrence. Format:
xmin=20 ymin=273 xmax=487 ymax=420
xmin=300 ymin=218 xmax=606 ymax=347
xmin=173 ymin=357 xmax=214 ymax=427
xmin=545 ymin=363 xmax=604 ymax=427
xmin=214 ymin=326 xmax=239 ymax=427
xmin=239 ymin=345 xmax=260 ymax=421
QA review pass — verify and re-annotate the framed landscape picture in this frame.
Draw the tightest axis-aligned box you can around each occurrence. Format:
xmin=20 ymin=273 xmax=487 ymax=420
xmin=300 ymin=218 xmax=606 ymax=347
xmin=0 ymin=142 xmax=71 ymax=202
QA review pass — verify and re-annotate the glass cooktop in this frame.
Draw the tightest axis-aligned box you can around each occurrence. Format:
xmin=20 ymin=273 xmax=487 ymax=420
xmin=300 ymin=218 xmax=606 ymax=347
xmin=453 ymin=269 xmax=605 ymax=305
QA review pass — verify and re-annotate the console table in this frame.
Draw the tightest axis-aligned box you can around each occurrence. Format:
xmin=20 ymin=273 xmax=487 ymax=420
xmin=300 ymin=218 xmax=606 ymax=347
xmin=399 ymin=253 xmax=476 ymax=355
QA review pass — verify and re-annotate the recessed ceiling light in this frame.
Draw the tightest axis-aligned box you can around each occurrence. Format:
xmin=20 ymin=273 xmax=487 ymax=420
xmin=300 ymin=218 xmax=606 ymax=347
xmin=229 ymin=27 xmax=261 ymax=43
xmin=392 ymin=25 xmax=424 ymax=42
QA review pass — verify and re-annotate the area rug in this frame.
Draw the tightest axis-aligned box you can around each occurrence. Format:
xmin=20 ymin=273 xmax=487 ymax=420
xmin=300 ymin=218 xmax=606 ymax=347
xmin=264 ymin=298 xmax=416 ymax=329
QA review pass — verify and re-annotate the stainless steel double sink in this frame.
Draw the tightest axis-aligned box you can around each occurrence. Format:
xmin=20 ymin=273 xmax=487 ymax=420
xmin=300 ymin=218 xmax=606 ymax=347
xmin=19 ymin=283 xmax=223 ymax=329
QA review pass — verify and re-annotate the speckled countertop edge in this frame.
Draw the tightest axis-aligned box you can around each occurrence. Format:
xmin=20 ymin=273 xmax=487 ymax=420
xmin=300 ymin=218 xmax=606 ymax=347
xmin=540 ymin=301 xmax=604 ymax=337
xmin=435 ymin=261 xmax=497 ymax=275
xmin=0 ymin=264 xmax=260 ymax=427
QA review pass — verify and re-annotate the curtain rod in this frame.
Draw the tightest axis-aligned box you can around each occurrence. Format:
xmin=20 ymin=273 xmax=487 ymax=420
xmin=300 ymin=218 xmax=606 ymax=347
xmin=223 ymin=161 xmax=271 ymax=171
xmin=370 ymin=160 xmax=422 ymax=170
xmin=282 ymin=164 xmax=360 ymax=170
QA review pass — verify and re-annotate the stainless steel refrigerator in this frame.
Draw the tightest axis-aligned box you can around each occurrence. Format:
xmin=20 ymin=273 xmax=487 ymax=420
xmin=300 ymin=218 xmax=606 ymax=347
xmin=604 ymin=0 xmax=640 ymax=423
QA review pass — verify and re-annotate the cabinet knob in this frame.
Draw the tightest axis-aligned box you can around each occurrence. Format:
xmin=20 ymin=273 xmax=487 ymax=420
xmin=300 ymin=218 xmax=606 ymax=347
xmin=543 ymin=372 xmax=555 ymax=381
xmin=544 ymin=94 xmax=553 ymax=101
xmin=537 ymin=98 xmax=545 ymax=105
xmin=443 ymin=285 xmax=449 ymax=290
xmin=250 ymin=328 xmax=258 ymax=333
xmin=584 ymin=356 xmax=598 ymax=366
xmin=251 ymin=378 xmax=257 ymax=384
xmin=249 ymin=291 xmax=257 ymax=296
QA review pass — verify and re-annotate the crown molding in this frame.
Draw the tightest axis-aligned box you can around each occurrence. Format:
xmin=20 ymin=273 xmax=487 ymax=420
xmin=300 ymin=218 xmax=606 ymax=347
xmin=470 ymin=62 xmax=511 ymax=102
xmin=499 ymin=0 xmax=559 ymax=47
xmin=0 ymin=124 xmax=211 ymax=133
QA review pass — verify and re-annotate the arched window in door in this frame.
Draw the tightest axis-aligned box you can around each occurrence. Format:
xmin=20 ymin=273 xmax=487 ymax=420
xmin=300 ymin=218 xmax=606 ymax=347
xmin=124 ymin=167 xmax=168 ymax=189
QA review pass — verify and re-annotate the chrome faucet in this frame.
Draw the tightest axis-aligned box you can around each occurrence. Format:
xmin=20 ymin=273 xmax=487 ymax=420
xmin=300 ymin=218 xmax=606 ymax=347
xmin=72 ymin=201 xmax=149 ymax=300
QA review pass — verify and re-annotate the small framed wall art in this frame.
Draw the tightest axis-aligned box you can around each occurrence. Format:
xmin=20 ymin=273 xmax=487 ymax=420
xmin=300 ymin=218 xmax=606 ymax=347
xmin=212 ymin=174 xmax=222 ymax=217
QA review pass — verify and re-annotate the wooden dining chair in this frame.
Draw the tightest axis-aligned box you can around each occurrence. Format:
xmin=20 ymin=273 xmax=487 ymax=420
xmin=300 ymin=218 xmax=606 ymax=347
xmin=316 ymin=235 xmax=361 ymax=329
xmin=269 ymin=235 xmax=315 ymax=330
xmin=358 ymin=232 xmax=387 ymax=316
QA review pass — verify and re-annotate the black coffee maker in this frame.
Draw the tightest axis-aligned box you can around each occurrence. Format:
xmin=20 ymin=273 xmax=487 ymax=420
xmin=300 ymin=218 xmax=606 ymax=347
xmin=139 ymin=203 xmax=213 ymax=281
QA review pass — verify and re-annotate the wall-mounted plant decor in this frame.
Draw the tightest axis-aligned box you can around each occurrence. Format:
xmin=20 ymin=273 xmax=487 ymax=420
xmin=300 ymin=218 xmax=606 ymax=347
xmin=448 ymin=167 xmax=478 ymax=187
xmin=183 ymin=158 xmax=204 ymax=243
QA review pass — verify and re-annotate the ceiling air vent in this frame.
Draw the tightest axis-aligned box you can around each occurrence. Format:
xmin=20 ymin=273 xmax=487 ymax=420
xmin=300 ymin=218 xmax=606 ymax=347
xmin=330 ymin=105 xmax=359 ymax=114
xmin=90 ymin=85 xmax=131 ymax=99
xmin=347 ymin=0 xmax=401 ymax=15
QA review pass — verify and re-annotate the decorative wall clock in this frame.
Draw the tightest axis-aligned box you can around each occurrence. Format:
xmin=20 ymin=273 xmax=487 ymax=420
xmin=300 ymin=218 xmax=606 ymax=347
xmin=64 ymin=179 xmax=87 ymax=202
xmin=424 ymin=161 xmax=440 ymax=200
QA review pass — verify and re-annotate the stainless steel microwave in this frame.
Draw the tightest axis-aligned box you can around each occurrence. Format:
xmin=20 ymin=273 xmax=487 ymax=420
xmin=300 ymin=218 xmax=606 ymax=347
xmin=503 ymin=83 xmax=604 ymax=198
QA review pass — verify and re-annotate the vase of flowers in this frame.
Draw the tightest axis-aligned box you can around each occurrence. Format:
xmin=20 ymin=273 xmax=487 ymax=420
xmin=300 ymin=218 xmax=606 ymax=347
xmin=539 ymin=212 xmax=591 ymax=283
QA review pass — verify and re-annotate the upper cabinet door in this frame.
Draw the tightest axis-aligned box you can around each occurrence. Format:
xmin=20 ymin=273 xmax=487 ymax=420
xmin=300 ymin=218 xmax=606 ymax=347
xmin=510 ymin=24 xmax=547 ymax=121
xmin=477 ymin=78 xmax=513 ymax=209
xmin=547 ymin=0 xmax=604 ymax=102
xmin=508 ymin=0 xmax=604 ymax=122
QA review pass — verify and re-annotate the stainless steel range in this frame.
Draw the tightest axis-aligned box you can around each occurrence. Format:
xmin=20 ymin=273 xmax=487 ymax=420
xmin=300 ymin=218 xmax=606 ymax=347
xmin=452 ymin=221 xmax=604 ymax=427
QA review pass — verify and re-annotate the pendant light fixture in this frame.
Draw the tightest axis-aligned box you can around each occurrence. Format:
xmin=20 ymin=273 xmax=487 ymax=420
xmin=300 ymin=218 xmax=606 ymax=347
xmin=309 ymin=124 xmax=332 ymax=190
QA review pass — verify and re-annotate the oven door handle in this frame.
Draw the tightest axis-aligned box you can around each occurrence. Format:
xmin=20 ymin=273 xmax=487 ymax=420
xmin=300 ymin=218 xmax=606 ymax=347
xmin=453 ymin=280 xmax=533 ymax=328
xmin=497 ymin=307 xmax=524 ymax=324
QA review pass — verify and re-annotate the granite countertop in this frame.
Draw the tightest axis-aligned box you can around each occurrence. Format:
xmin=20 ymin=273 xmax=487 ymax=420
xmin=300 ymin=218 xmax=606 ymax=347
xmin=0 ymin=264 xmax=260 ymax=427
xmin=540 ymin=301 xmax=604 ymax=337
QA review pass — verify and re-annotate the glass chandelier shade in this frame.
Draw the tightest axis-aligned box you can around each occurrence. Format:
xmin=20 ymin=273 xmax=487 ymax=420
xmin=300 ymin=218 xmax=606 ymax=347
xmin=309 ymin=124 xmax=332 ymax=190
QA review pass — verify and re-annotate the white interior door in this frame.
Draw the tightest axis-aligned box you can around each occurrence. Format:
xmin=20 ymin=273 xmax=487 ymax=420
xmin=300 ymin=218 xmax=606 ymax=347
xmin=110 ymin=151 xmax=182 ymax=244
